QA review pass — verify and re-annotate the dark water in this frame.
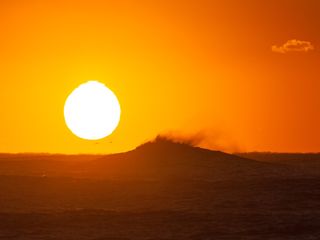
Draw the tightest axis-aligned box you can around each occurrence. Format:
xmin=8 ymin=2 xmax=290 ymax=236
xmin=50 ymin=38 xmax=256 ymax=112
xmin=0 ymin=176 xmax=319 ymax=240
xmin=0 ymin=146 xmax=320 ymax=239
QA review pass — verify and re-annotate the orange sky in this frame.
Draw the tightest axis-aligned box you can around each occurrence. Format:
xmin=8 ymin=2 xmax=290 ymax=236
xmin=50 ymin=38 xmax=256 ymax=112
xmin=1 ymin=0 xmax=319 ymax=153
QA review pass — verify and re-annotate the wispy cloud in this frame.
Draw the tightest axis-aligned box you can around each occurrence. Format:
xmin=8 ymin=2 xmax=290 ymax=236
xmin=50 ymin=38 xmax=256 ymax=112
xmin=272 ymin=39 xmax=315 ymax=54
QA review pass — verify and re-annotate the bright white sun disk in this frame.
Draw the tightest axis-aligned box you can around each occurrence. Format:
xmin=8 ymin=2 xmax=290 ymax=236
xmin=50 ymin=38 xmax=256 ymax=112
xmin=64 ymin=81 xmax=121 ymax=140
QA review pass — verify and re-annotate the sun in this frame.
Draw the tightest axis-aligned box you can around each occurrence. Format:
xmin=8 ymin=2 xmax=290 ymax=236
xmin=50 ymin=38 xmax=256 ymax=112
xmin=64 ymin=81 xmax=121 ymax=140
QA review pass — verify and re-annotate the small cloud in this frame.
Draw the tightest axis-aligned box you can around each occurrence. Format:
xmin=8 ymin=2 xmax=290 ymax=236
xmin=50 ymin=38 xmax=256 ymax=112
xmin=272 ymin=39 xmax=315 ymax=53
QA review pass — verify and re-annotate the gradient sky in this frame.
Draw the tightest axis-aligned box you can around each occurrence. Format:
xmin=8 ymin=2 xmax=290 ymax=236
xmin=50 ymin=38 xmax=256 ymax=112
xmin=1 ymin=0 xmax=319 ymax=153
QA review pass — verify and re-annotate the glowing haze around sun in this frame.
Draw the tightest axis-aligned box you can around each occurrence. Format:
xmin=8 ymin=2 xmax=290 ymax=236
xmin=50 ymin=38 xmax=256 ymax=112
xmin=64 ymin=81 xmax=121 ymax=140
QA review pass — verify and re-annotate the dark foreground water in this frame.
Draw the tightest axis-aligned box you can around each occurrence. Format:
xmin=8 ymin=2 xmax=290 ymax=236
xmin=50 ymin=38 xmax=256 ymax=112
xmin=0 ymin=176 xmax=319 ymax=240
